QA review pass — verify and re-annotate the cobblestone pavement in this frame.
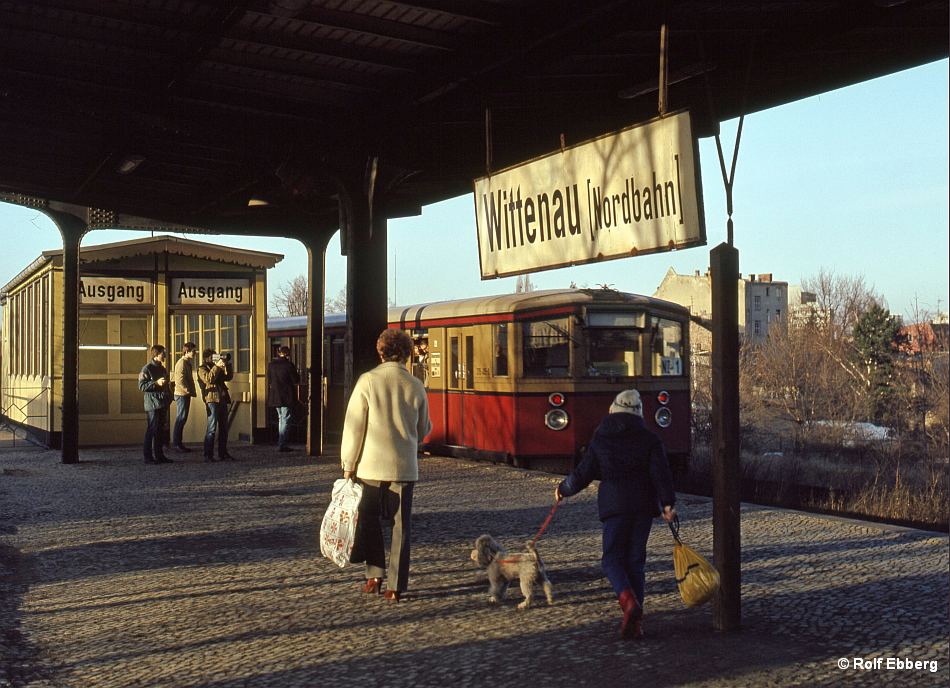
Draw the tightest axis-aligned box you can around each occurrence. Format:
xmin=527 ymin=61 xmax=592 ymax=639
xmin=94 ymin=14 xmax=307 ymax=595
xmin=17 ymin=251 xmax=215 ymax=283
xmin=1 ymin=445 xmax=947 ymax=688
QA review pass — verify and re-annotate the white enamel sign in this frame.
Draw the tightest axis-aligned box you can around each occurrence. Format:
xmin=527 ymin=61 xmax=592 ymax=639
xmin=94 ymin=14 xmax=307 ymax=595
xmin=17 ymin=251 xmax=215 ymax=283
xmin=170 ymin=278 xmax=250 ymax=305
xmin=79 ymin=277 xmax=153 ymax=304
xmin=474 ymin=110 xmax=706 ymax=279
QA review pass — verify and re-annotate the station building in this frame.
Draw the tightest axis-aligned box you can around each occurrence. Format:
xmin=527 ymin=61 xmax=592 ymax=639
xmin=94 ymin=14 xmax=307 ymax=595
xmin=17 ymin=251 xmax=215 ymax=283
xmin=1 ymin=235 xmax=282 ymax=447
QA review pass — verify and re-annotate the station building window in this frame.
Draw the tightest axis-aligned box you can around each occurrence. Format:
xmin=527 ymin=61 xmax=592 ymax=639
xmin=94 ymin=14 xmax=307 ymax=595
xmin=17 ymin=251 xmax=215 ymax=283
xmin=78 ymin=314 xmax=152 ymax=416
xmin=171 ymin=313 xmax=252 ymax=373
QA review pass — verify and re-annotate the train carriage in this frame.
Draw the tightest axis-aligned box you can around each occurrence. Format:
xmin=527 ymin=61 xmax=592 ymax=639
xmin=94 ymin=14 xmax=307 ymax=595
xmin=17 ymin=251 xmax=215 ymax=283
xmin=392 ymin=289 xmax=690 ymax=472
xmin=268 ymin=289 xmax=690 ymax=473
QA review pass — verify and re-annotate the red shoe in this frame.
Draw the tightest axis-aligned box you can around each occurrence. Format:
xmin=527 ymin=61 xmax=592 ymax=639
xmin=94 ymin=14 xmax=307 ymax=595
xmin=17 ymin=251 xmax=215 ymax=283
xmin=383 ymin=590 xmax=401 ymax=603
xmin=361 ymin=578 xmax=382 ymax=594
xmin=618 ymin=589 xmax=643 ymax=640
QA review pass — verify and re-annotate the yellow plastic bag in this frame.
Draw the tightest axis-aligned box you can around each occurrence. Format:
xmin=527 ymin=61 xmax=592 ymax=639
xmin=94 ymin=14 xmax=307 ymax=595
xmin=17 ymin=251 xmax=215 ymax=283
xmin=669 ymin=517 xmax=720 ymax=608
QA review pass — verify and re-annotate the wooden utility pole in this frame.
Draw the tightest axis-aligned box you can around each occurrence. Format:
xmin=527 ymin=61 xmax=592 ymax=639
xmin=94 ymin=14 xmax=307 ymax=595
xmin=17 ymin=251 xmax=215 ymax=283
xmin=711 ymin=242 xmax=740 ymax=630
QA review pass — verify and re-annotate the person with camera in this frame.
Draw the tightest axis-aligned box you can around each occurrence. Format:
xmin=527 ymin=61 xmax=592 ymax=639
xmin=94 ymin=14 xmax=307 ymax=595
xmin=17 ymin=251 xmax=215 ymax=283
xmin=138 ymin=344 xmax=174 ymax=464
xmin=266 ymin=345 xmax=300 ymax=452
xmin=197 ymin=348 xmax=235 ymax=462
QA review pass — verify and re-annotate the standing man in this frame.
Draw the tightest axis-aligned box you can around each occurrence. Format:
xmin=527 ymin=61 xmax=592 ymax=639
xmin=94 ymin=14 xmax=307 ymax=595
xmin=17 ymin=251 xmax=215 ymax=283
xmin=197 ymin=348 xmax=235 ymax=462
xmin=267 ymin=345 xmax=300 ymax=452
xmin=172 ymin=342 xmax=197 ymax=452
xmin=138 ymin=344 xmax=173 ymax=464
xmin=342 ymin=329 xmax=431 ymax=603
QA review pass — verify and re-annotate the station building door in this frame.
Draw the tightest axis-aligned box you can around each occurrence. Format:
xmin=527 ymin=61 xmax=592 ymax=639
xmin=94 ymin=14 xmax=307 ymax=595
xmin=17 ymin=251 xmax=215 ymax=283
xmin=171 ymin=313 xmax=252 ymax=444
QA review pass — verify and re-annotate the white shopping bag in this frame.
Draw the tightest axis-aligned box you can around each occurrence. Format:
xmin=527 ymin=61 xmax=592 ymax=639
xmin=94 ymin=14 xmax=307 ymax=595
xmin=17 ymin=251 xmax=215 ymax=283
xmin=320 ymin=478 xmax=364 ymax=568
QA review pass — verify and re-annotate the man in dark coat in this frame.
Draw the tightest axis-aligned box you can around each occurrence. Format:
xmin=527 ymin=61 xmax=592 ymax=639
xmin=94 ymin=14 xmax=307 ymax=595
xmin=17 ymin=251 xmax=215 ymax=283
xmin=556 ymin=389 xmax=676 ymax=640
xmin=266 ymin=345 xmax=300 ymax=452
xmin=138 ymin=344 xmax=173 ymax=464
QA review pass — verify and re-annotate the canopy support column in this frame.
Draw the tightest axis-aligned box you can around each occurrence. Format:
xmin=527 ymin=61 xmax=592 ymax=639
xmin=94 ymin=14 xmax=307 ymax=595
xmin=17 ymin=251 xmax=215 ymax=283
xmin=49 ymin=211 xmax=87 ymax=464
xmin=304 ymin=236 xmax=329 ymax=457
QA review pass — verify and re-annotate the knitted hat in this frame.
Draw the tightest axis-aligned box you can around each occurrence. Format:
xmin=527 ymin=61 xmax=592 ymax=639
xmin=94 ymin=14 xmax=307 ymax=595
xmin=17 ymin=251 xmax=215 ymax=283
xmin=609 ymin=389 xmax=643 ymax=416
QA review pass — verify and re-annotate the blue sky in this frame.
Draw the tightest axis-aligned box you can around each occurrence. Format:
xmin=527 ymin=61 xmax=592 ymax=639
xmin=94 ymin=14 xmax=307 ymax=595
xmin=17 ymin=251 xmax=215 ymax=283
xmin=2 ymin=59 xmax=947 ymax=319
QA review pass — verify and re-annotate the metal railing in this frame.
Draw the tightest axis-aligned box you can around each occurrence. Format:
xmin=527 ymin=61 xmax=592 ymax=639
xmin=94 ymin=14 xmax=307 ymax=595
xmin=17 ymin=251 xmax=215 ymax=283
xmin=0 ymin=385 xmax=50 ymax=448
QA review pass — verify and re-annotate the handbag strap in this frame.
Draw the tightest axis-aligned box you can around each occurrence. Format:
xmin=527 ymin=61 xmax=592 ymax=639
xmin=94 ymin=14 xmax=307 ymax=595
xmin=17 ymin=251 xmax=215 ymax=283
xmin=668 ymin=514 xmax=682 ymax=544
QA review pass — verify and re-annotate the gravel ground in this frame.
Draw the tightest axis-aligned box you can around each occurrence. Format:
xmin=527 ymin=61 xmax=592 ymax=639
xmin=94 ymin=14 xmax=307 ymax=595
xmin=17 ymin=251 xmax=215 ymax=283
xmin=1 ymin=444 xmax=947 ymax=688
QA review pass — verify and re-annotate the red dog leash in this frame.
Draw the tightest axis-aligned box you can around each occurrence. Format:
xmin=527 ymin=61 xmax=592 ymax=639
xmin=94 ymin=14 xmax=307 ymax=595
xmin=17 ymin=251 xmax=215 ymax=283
xmin=494 ymin=500 xmax=560 ymax=564
xmin=530 ymin=500 xmax=560 ymax=547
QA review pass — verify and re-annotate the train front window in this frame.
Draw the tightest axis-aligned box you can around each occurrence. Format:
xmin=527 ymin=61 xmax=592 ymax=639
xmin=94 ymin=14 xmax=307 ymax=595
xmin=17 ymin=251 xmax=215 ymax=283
xmin=584 ymin=311 xmax=644 ymax=377
xmin=652 ymin=318 xmax=684 ymax=376
xmin=522 ymin=318 xmax=570 ymax=377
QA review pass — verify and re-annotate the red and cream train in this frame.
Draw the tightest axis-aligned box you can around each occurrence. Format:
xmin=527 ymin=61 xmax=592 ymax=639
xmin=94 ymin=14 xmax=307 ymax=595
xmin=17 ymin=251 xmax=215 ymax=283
xmin=268 ymin=289 xmax=690 ymax=472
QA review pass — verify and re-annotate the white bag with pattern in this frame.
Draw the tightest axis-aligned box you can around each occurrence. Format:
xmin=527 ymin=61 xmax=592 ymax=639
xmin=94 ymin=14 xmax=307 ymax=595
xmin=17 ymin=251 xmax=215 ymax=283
xmin=320 ymin=478 xmax=363 ymax=568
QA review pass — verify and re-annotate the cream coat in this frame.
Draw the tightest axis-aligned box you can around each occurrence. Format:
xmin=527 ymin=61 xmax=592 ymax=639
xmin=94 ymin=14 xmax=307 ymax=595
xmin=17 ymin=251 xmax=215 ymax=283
xmin=341 ymin=361 xmax=431 ymax=482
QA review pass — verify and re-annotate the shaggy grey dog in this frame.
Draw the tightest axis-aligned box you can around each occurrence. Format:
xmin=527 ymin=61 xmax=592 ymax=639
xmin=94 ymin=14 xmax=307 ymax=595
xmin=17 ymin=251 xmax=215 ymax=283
xmin=470 ymin=534 xmax=555 ymax=608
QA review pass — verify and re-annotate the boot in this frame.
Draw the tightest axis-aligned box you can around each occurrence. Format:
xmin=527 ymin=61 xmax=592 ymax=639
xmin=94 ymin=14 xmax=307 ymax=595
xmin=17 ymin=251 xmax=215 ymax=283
xmin=618 ymin=589 xmax=643 ymax=640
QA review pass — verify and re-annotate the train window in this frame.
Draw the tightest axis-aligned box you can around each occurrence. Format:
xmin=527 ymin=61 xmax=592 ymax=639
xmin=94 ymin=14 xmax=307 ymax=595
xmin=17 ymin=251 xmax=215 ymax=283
xmin=449 ymin=337 xmax=460 ymax=388
xmin=651 ymin=318 xmax=684 ymax=376
xmin=522 ymin=318 xmax=570 ymax=377
xmin=587 ymin=311 xmax=645 ymax=328
xmin=493 ymin=323 xmax=509 ymax=376
xmin=587 ymin=329 xmax=641 ymax=377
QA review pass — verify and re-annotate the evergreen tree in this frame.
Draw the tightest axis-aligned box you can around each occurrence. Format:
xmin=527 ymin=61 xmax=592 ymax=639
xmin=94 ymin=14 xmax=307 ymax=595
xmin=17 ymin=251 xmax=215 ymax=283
xmin=852 ymin=302 xmax=902 ymax=421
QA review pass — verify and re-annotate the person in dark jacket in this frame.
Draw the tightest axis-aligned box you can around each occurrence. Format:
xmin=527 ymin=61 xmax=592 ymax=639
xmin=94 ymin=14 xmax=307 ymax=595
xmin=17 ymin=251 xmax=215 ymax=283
xmin=555 ymin=389 xmax=676 ymax=640
xmin=196 ymin=348 xmax=234 ymax=462
xmin=266 ymin=345 xmax=300 ymax=452
xmin=138 ymin=344 xmax=173 ymax=464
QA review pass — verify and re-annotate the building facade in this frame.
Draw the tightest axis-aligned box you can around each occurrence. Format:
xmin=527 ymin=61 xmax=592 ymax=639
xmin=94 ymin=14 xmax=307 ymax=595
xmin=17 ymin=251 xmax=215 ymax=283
xmin=652 ymin=268 xmax=793 ymax=344
xmin=1 ymin=236 xmax=281 ymax=447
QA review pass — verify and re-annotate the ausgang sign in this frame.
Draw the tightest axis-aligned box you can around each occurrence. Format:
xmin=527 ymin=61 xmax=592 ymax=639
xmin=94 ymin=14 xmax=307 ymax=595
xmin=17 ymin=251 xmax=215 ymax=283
xmin=170 ymin=278 xmax=250 ymax=305
xmin=79 ymin=277 xmax=153 ymax=304
xmin=474 ymin=110 xmax=706 ymax=279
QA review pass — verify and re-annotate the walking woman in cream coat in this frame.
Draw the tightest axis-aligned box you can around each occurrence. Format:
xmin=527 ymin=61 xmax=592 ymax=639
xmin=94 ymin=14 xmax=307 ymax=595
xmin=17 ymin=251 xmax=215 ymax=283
xmin=342 ymin=329 xmax=431 ymax=602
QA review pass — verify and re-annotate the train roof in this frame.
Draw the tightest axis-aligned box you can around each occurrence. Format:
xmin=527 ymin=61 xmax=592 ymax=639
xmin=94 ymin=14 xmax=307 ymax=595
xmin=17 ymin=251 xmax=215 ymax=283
xmin=268 ymin=290 xmax=687 ymax=333
xmin=268 ymin=313 xmax=345 ymax=332
xmin=389 ymin=289 xmax=688 ymax=326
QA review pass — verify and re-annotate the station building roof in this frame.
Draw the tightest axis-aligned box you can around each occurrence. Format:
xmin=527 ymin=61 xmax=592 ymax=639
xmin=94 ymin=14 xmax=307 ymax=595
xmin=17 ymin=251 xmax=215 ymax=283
xmin=1 ymin=235 xmax=283 ymax=299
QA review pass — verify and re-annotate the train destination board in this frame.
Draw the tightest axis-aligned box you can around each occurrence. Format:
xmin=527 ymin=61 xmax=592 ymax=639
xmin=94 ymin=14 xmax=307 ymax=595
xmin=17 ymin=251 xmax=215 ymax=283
xmin=474 ymin=110 xmax=706 ymax=279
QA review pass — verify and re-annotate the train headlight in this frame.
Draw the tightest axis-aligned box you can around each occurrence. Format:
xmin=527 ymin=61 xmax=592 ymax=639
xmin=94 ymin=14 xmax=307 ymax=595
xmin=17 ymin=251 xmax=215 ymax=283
xmin=545 ymin=409 xmax=569 ymax=431
xmin=548 ymin=392 xmax=566 ymax=407
xmin=657 ymin=390 xmax=670 ymax=405
xmin=655 ymin=407 xmax=672 ymax=428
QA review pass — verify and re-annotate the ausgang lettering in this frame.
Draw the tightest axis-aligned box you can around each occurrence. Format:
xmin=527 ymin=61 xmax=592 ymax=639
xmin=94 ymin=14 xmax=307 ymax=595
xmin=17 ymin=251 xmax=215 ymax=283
xmin=481 ymin=185 xmax=582 ymax=253
xmin=79 ymin=281 xmax=145 ymax=303
xmin=177 ymin=282 xmax=244 ymax=304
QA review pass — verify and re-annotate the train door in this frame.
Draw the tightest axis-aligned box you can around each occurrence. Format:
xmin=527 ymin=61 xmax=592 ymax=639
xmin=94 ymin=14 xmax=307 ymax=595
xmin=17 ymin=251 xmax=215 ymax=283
xmin=444 ymin=328 xmax=474 ymax=446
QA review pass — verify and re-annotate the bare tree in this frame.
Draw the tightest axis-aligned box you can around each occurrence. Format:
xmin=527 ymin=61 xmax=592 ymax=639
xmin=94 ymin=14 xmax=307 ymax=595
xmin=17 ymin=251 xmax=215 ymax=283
xmin=325 ymin=287 xmax=347 ymax=314
xmin=271 ymin=275 xmax=309 ymax=317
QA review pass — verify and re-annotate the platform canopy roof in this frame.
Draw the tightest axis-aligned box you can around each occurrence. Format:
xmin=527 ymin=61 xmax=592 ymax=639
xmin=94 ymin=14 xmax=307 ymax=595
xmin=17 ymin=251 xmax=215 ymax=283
xmin=0 ymin=1 xmax=946 ymax=238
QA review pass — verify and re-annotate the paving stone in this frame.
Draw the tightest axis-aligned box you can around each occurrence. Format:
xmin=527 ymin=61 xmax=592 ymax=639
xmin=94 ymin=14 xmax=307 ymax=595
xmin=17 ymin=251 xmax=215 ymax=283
xmin=0 ymin=444 xmax=947 ymax=687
